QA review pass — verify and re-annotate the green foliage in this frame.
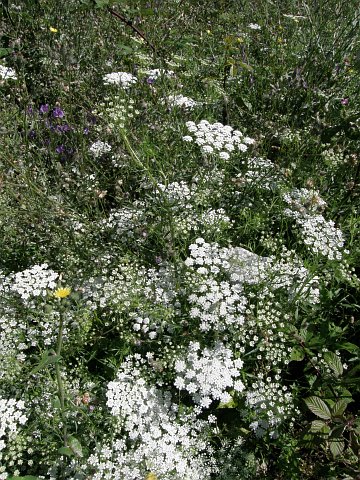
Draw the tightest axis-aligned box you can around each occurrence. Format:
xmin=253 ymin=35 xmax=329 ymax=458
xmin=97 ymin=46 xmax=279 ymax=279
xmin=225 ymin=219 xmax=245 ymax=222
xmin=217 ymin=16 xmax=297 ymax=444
xmin=0 ymin=0 xmax=359 ymax=478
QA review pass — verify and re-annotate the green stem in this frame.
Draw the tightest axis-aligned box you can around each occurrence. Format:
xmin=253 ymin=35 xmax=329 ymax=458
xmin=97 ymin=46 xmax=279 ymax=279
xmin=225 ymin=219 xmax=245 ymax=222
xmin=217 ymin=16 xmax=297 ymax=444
xmin=55 ymin=310 xmax=67 ymax=446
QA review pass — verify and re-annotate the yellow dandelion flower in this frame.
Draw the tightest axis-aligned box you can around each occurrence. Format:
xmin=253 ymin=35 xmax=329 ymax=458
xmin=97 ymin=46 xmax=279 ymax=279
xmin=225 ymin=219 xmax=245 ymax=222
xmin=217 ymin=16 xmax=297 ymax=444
xmin=54 ymin=287 xmax=71 ymax=299
xmin=49 ymin=27 xmax=58 ymax=33
xmin=145 ymin=473 xmax=158 ymax=480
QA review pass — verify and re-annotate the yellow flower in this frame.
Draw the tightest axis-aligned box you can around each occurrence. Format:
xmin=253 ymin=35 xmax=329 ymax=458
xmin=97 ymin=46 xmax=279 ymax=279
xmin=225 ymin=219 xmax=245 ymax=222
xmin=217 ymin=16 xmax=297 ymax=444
xmin=54 ymin=287 xmax=71 ymax=299
xmin=145 ymin=474 xmax=158 ymax=480
xmin=49 ymin=27 xmax=58 ymax=33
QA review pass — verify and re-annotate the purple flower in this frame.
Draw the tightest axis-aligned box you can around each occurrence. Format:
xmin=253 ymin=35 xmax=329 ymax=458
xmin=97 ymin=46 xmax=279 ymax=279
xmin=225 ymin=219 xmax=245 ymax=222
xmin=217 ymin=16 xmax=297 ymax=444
xmin=55 ymin=124 xmax=71 ymax=133
xmin=146 ymin=77 xmax=155 ymax=85
xmin=341 ymin=98 xmax=349 ymax=105
xmin=56 ymin=144 xmax=65 ymax=154
xmin=83 ymin=127 xmax=89 ymax=135
xmin=39 ymin=104 xmax=49 ymax=114
xmin=53 ymin=107 xmax=65 ymax=118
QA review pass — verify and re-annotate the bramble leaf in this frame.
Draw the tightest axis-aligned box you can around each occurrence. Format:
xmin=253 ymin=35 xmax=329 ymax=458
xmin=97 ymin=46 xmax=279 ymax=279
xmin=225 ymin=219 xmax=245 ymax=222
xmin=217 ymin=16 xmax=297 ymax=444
xmin=331 ymin=398 xmax=351 ymax=418
xmin=290 ymin=346 xmax=305 ymax=362
xmin=310 ymin=420 xmax=330 ymax=434
xmin=328 ymin=438 xmax=345 ymax=457
xmin=305 ymin=396 xmax=331 ymax=420
xmin=324 ymin=351 xmax=343 ymax=377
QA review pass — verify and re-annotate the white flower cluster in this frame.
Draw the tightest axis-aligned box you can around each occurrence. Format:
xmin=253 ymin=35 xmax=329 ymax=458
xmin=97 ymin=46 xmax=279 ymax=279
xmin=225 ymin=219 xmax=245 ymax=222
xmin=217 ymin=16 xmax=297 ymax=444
xmin=183 ymin=120 xmax=254 ymax=160
xmin=7 ymin=264 xmax=58 ymax=303
xmin=0 ymin=397 xmax=27 ymax=477
xmin=284 ymin=188 xmax=345 ymax=260
xmin=321 ymin=146 xmax=346 ymax=168
xmin=89 ymin=358 xmax=216 ymax=479
xmin=101 ymin=206 xmax=144 ymax=240
xmin=235 ymin=157 xmax=280 ymax=190
xmin=154 ymin=178 xmax=232 ymax=236
xmin=167 ymin=94 xmax=198 ymax=109
xmin=188 ymin=274 xmax=247 ymax=332
xmin=174 ymin=342 xmax=244 ymax=408
xmin=82 ymin=263 xmax=178 ymax=341
xmin=200 ymin=208 xmax=232 ymax=232
xmin=145 ymin=68 xmax=174 ymax=80
xmin=185 ymin=239 xmax=320 ymax=304
xmin=241 ymin=294 xmax=291 ymax=366
xmin=246 ymin=377 xmax=297 ymax=438
xmin=103 ymin=71 xmax=137 ymax=88
xmin=0 ymin=306 xmax=28 ymax=379
xmin=158 ymin=180 xmax=193 ymax=206
xmin=248 ymin=23 xmax=261 ymax=30
xmin=161 ymin=207 xmax=231 ymax=238
xmin=89 ymin=140 xmax=112 ymax=157
xmin=283 ymin=188 xmax=327 ymax=215
xmin=296 ymin=214 xmax=345 ymax=260
xmin=0 ymin=65 xmax=17 ymax=80
xmin=95 ymin=96 xmax=138 ymax=131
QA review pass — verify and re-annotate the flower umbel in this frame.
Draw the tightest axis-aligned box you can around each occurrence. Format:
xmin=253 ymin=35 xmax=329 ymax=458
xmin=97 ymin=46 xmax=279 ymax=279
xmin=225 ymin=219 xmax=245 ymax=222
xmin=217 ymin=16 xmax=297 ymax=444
xmin=53 ymin=287 xmax=71 ymax=299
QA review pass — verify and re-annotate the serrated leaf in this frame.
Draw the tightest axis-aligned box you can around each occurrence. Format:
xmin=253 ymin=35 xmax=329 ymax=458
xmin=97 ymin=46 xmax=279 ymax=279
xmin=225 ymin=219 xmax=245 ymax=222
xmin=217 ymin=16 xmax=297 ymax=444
xmin=331 ymin=398 xmax=351 ymax=417
xmin=339 ymin=342 xmax=359 ymax=354
xmin=30 ymin=351 xmax=61 ymax=375
xmin=304 ymin=396 xmax=331 ymax=419
xmin=68 ymin=435 xmax=83 ymax=458
xmin=290 ymin=346 xmax=305 ymax=362
xmin=328 ymin=438 xmax=345 ymax=457
xmin=310 ymin=420 xmax=330 ymax=434
xmin=324 ymin=351 xmax=343 ymax=377
xmin=301 ymin=432 xmax=319 ymax=448
xmin=58 ymin=446 xmax=74 ymax=457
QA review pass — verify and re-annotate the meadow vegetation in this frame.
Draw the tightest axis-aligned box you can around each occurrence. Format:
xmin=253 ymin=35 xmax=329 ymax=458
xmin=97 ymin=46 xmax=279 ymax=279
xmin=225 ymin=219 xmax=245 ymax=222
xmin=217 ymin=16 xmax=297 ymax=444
xmin=0 ymin=0 xmax=359 ymax=478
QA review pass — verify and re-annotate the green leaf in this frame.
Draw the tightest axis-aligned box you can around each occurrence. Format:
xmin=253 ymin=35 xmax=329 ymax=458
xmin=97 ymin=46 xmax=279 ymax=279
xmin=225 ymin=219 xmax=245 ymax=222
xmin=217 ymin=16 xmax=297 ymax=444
xmin=30 ymin=351 xmax=61 ymax=375
xmin=331 ymin=398 xmax=351 ymax=418
xmin=338 ymin=342 xmax=359 ymax=354
xmin=290 ymin=346 xmax=305 ymax=362
xmin=217 ymin=398 xmax=236 ymax=408
xmin=304 ymin=396 xmax=331 ymax=420
xmin=0 ymin=47 xmax=14 ymax=58
xmin=324 ymin=351 xmax=343 ymax=377
xmin=58 ymin=446 xmax=74 ymax=457
xmin=68 ymin=436 xmax=83 ymax=458
xmin=310 ymin=420 xmax=330 ymax=434
xmin=328 ymin=438 xmax=345 ymax=457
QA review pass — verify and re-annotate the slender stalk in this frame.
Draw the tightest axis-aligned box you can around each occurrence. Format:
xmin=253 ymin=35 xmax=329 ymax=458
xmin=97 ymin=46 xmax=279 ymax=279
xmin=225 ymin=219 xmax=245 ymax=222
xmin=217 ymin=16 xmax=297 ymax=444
xmin=55 ymin=310 xmax=67 ymax=446
xmin=107 ymin=7 xmax=156 ymax=53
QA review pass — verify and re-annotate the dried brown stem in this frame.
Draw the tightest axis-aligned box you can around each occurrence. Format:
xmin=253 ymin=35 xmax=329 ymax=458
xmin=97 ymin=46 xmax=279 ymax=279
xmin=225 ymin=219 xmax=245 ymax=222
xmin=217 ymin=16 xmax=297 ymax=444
xmin=107 ymin=7 xmax=156 ymax=53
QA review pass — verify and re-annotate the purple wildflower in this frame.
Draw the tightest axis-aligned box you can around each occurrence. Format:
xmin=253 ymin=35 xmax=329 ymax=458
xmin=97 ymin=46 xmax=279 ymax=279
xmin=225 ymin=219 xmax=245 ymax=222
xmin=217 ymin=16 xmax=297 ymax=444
xmin=341 ymin=98 xmax=349 ymax=105
xmin=53 ymin=107 xmax=65 ymax=118
xmin=55 ymin=124 xmax=71 ymax=133
xmin=56 ymin=144 xmax=65 ymax=154
xmin=39 ymin=104 xmax=49 ymax=114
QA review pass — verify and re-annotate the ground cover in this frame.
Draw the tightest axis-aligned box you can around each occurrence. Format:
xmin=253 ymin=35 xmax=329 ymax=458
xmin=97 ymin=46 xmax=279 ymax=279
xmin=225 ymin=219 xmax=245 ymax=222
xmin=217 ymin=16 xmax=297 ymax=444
xmin=0 ymin=1 xmax=359 ymax=478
